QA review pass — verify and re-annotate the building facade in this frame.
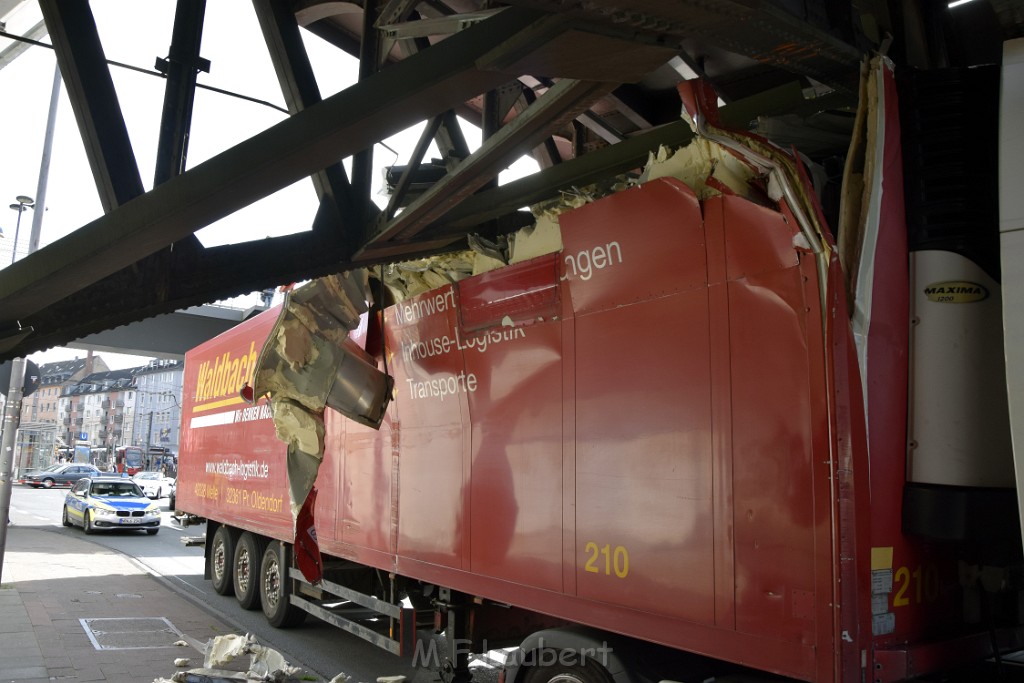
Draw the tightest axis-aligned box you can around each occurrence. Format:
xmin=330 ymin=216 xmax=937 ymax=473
xmin=58 ymin=369 xmax=135 ymax=468
xmin=7 ymin=353 xmax=109 ymax=474
xmin=21 ymin=353 xmax=109 ymax=427
xmin=130 ymin=359 xmax=184 ymax=467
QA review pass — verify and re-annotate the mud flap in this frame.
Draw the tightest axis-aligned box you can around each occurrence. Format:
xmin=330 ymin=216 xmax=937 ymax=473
xmin=294 ymin=486 xmax=323 ymax=584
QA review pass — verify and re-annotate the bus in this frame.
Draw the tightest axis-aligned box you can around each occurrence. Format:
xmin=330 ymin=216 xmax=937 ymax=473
xmin=114 ymin=446 xmax=144 ymax=475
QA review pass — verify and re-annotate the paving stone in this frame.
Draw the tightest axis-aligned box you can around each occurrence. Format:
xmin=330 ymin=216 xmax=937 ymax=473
xmin=0 ymin=631 xmax=40 ymax=649
xmin=0 ymin=665 xmax=48 ymax=680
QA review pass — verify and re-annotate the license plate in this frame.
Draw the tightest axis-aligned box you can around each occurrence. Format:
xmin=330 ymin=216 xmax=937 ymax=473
xmin=119 ymin=518 xmax=142 ymax=524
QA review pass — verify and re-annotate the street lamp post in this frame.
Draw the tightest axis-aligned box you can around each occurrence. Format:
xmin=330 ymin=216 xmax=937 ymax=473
xmin=7 ymin=195 xmax=35 ymax=264
xmin=0 ymin=68 xmax=60 ymax=582
xmin=0 ymin=196 xmax=35 ymax=466
xmin=0 ymin=194 xmax=38 ymax=584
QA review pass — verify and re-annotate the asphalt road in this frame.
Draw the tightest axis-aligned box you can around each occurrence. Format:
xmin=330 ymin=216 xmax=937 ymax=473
xmin=7 ymin=485 xmax=446 ymax=682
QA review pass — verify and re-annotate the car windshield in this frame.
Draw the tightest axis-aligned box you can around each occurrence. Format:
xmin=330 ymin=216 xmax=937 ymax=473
xmin=39 ymin=464 xmax=64 ymax=472
xmin=91 ymin=482 xmax=143 ymax=497
xmin=134 ymin=472 xmax=159 ymax=480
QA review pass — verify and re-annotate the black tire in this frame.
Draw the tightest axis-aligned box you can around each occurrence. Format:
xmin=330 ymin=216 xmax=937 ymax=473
xmin=168 ymin=490 xmax=176 ymax=511
xmin=147 ymin=527 xmax=160 ymax=536
xmin=210 ymin=525 xmax=235 ymax=596
xmin=62 ymin=506 xmax=72 ymax=527
xmin=233 ymin=532 xmax=265 ymax=610
xmin=521 ymin=651 xmax=615 ymax=683
xmin=259 ymin=541 xmax=306 ymax=628
xmin=42 ymin=478 xmax=55 ymax=489
xmin=83 ymin=510 xmax=95 ymax=535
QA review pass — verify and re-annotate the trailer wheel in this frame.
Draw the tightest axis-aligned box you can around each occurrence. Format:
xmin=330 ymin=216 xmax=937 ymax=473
xmin=210 ymin=525 xmax=235 ymax=596
xmin=521 ymin=652 xmax=614 ymax=683
xmin=259 ymin=541 xmax=306 ymax=628
xmin=233 ymin=532 xmax=265 ymax=610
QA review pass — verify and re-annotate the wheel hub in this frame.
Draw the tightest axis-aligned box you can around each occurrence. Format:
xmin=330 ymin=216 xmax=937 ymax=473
xmin=213 ymin=541 xmax=227 ymax=581
xmin=237 ymin=549 xmax=251 ymax=592
xmin=263 ymin=557 xmax=280 ymax=610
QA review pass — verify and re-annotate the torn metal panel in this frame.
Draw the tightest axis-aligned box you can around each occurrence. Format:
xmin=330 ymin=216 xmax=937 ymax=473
xmin=249 ymin=272 xmax=389 ymax=423
xmin=675 ymin=78 xmax=831 ymax=312
xmin=244 ymin=272 xmax=393 ymax=526
xmin=152 ymin=632 xmax=307 ymax=682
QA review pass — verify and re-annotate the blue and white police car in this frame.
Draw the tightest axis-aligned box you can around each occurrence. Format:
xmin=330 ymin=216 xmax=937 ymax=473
xmin=62 ymin=477 xmax=163 ymax=535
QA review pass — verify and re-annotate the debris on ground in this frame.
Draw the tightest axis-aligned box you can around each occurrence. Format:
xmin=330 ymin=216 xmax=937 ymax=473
xmin=152 ymin=633 xmax=309 ymax=683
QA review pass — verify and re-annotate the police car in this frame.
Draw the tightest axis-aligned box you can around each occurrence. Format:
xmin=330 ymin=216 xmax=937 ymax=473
xmin=62 ymin=477 xmax=163 ymax=535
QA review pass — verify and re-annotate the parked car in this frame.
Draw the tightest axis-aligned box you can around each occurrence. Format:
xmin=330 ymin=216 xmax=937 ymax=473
xmin=131 ymin=471 xmax=176 ymax=499
xmin=22 ymin=463 xmax=102 ymax=489
xmin=62 ymin=477 xmax=162 ymax=535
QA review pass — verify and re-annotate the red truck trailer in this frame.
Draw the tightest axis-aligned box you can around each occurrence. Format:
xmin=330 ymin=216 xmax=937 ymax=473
xmin=176 ymin=72 xmax=1023 ymax=683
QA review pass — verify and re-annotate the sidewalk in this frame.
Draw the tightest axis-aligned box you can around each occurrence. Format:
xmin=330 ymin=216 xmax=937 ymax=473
xmin=0 ymin=525 xmax=319 ymax=683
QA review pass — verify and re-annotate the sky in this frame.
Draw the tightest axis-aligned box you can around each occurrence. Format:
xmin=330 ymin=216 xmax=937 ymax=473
xmin=0 ymin=0 xmax=536 ymax=372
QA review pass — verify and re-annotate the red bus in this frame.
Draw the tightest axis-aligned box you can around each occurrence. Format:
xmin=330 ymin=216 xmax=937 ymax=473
xmin=114 ymin=446 xmax=144 ymax=475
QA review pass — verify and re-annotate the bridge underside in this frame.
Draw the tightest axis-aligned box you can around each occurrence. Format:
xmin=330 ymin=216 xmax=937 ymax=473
xmin=63 ymin=305 xmax=268 ymax=360
xmin=0 ymin=0 xmax=1020 ymax=360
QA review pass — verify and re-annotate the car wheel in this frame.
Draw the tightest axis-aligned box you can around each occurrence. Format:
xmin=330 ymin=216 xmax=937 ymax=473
xmin=42 ymin=478 xmax=55 ymax=489
xmin=155 ymin=487 xmax=162 ymax=499
xmin=233 ymin=532 xmax=265 ymax=610
xmin=169 ymin=490 xmax=176 ymax=511
xmin=62 ymin=506 xmax=72 ymax=527
xmin=259 ymin=541 xmax=306 ymax=628
xmin=210 ymin=525 xmax=235 ymax=596
xmin=146 ymin=527 xmax=160 ymax=536
xmin=83 ymin=511 xmax=95 ymax=535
